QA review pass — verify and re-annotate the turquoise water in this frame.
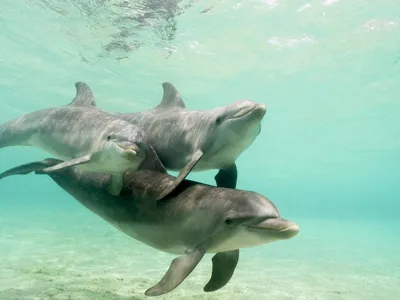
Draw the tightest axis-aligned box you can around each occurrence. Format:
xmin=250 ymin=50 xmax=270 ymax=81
xmin=1 ymin=0 xmax=399 ymax=299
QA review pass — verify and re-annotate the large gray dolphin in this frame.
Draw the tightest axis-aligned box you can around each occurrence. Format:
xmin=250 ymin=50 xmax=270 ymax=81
xmin=114 ymin=82 xmax=267 ymax=199
xmin=0 ymin=155 xmax=299 ymax=297
xmin=0 ymin=82 xmax=156 ymax=195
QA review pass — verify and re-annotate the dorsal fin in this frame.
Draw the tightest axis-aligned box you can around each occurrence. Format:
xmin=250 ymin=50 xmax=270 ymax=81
xmin=155 ymin=82 xmax=186 ymax=109
xmin=69 ymin=82 xmax=96 ymax=107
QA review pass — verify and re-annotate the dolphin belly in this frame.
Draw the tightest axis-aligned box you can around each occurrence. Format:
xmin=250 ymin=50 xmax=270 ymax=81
xmin=102 ymin=220 xmax=189 ymax=255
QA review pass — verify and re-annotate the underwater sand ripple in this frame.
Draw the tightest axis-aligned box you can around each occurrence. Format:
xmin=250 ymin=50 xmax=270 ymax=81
xmin=0 ymin=212 xmax=399 ymax=299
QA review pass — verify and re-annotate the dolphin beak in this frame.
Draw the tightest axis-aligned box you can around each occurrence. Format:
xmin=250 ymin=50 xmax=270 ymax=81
xmin=247 ymin=217 xmax=299 ymax=239
xmin=231 ymin=104 xmax=257 ymax=119
xmin=115 ymin=142 xmax=143 ymax=158
xmin=256 ymin=103 xmax=267 ymax=117
xmin=230 ymin=102 xmax=267 ymax=119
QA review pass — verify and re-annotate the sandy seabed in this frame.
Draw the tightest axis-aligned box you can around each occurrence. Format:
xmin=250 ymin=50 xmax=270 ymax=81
xmin=0 ymin=208 xmax=399 ymax=300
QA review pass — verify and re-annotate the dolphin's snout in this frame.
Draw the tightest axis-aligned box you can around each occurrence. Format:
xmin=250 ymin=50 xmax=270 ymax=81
xmin=255 ymin=103 xmax=267 ymax=117
xmin=115 ymin=141 xmax=148 ymax=160
xmin=231 ymin=100 xmax=257 ymax=119
xmin=116 ymin=141 xmax=139 ymax=153
xmin=250 ymin=217 xmax=300 ymax=238
xmin=229 ymin=100 xmax=267 ymax=120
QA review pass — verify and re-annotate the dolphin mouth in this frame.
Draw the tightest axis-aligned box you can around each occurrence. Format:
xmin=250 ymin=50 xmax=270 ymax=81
xmin=228 ymin=103 xmax=267 ymax=120
xmin=229 ymin=104 xmax=256 ymax=119
xmin=115 ymin=142 xmax=143 ymax=158
xmin=246 ymin=217 xmax=299 ymax=238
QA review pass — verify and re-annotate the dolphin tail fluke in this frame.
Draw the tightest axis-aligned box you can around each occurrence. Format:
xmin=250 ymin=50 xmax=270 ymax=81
xmin=0 ymin=158 xmax=62 ymax=180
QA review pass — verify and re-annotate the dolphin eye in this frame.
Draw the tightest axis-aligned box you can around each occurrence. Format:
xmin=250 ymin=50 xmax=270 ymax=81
xmin=107 ymin=135 xmax=112 ymax=141
xmin=216 ymin=117 xmax=222 ymax=125
xmin=225 ymin=218 xmax=233 ymax=225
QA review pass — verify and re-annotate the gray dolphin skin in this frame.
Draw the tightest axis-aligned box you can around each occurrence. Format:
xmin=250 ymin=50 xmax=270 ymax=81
xmin=114 ymin=82 xmax=267 ymax=199
xmin=0 ymin=82 xmax=153 ymax=195
xmin=0 ymin=156 xmax=299 ymax=297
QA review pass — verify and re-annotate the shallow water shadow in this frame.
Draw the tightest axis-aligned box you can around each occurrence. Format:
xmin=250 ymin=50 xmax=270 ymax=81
xmin=0 ymin=287 xmax=143 ymax=300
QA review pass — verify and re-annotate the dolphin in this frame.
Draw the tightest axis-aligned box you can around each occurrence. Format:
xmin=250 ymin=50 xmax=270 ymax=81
xmin=0 ymin=156 xmax=299 ymax=297
xmin=0 ymin=82 xmax=156 ymax=195
xmin=113 ymin=82 xmax=267 ymax=199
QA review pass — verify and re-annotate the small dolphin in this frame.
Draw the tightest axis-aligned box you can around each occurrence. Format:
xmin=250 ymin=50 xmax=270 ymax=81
xmin=0 ymin=82 xmax=154 ymax=195
xmin=114 ymin=82 xmax=267 ymax=199
xmin=0 ymin=156 xmax=299 ymax=297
